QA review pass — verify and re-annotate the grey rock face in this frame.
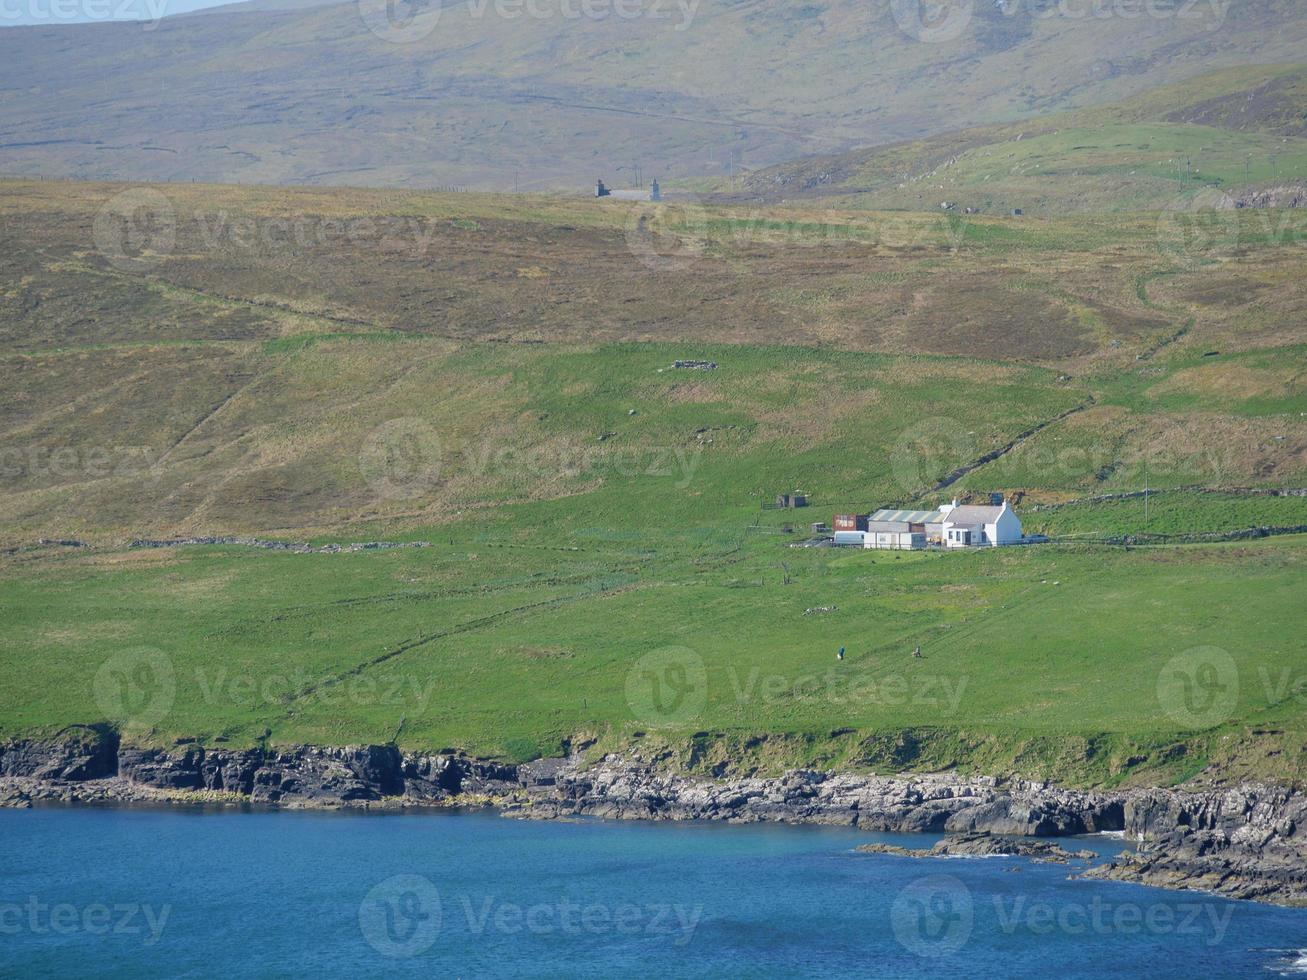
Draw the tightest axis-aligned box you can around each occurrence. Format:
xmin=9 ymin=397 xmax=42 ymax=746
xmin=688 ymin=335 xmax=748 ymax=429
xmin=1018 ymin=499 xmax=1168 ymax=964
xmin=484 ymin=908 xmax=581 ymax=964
xmin=4 ymin=738 xmax=1306 ymax=905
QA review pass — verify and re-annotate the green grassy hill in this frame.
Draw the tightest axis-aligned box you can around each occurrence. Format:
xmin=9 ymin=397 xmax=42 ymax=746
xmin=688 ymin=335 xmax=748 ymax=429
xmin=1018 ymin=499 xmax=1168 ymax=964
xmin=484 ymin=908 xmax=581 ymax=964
xmin=0 ymin=179 xmax=1304 ymax=787
xmin=731 ymin=64 xmax=1307 ymax=213
xmin=2 ymin=1 xmax=1306 ymax=188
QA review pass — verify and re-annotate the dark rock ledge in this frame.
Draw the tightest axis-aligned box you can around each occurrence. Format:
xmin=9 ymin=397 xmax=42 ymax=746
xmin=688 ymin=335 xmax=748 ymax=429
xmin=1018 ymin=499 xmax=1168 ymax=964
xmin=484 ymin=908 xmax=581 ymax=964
xmin=856 ymin=831 xmax=1098 ymax=864
xmin=3 ymin=732 xmax=1305 ymax=906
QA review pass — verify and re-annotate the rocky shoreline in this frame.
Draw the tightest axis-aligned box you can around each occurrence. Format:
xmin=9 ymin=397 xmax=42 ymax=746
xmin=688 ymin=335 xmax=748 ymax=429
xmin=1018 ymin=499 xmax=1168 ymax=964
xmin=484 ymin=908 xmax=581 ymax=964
xmin=3 ymin=730 xmax=1304 ymax=907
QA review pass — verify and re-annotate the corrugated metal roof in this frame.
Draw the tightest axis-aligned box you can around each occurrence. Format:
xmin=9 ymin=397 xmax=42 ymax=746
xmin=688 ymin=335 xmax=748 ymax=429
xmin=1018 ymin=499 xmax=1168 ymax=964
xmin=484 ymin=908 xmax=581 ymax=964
xmin=871 ymin=509 xmax=943 ymax=524
xmin=867 ymin=521 xmax=911 ymax=532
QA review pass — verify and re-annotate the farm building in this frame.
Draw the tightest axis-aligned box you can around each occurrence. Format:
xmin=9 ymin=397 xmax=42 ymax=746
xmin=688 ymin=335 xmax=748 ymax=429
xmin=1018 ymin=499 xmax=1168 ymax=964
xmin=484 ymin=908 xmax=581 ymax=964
xmin=870 ymin=507 xmax=946 ymax=544
xmin=939 ymin=499 xmax=1023 ymax=548
xmin=831 ymin=522 xmax=925 ymax=550
xmin=833 ymin=498 xmax=1024 ymax=549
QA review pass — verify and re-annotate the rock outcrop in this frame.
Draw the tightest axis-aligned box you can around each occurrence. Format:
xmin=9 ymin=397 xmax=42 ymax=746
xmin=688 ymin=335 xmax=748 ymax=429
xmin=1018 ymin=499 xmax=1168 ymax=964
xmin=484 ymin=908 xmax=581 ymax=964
xmin=857 ymin=831 xmax=1097 ymax=863
xmin=1085 ymin=785 xmax=1307 ymax=905
xmin=512 ymin=756 xmax=1127 ymax=837
xmin=0 ymin=732 xmax=526 ymax=808
xmin=3 ymin=737 xmax=1305 ymax=905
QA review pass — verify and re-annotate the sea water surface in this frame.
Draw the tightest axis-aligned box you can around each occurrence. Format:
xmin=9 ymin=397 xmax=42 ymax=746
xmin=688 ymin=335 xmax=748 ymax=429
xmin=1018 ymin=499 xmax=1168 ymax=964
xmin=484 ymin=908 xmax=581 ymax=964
xmin=1 ymin=807 xmax=1304 ymax=978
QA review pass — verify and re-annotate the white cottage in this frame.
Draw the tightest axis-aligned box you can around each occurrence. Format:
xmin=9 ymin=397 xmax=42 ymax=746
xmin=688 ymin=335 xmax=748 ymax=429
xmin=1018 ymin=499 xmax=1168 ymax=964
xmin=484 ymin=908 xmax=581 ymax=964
xmin=939 ymin=499 xmax=1022 ymax=548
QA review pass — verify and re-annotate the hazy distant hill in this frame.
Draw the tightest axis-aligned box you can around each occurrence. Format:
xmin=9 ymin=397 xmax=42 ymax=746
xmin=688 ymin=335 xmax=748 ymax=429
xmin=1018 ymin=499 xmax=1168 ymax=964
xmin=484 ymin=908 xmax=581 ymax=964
xmin=2 ymin=0 xmax=1306 ymax=189
xmin=727 ymin=63 xmax=1307 ymax=213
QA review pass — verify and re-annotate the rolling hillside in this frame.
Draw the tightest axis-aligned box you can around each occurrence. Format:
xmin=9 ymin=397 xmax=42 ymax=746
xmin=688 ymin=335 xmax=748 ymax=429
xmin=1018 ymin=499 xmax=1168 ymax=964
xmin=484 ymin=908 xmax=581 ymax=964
xmin=2 ymin=0 xmax=1307 ymax=188
xmin=730 ymin=64 xmax=1307 ymax=213
xmin=1 ymin=179 xmax=1304 ymax=782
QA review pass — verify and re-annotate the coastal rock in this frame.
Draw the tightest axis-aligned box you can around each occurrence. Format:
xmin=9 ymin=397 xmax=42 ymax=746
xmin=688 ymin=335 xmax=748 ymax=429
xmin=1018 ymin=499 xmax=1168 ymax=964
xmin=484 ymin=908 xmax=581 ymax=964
xmin=857 ymin=831 xmax=1098 ymax=864
xmin=0 ymin=727 xmax=119 ymax=781
xmin=4 ymin=737 xmax=1307 ymax=906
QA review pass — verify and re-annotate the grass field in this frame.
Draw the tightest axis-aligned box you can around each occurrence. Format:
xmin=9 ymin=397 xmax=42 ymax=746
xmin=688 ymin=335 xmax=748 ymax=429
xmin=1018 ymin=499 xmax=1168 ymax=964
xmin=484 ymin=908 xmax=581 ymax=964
xmin=0 ymin=179 xmax=1304 ymax=789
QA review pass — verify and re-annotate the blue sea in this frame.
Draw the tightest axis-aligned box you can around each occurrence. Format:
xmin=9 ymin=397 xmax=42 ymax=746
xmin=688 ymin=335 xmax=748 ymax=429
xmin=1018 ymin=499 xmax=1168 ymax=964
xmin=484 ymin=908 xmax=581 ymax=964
xmin=1 ymin=807 xmax=1304 ymax=978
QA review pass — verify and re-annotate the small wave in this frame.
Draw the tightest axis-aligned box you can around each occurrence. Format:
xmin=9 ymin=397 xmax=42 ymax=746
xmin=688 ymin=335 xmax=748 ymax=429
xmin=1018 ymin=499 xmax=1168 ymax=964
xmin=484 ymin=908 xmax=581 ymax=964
xmin=1265 ymin=949 xmax=1307 ymax=975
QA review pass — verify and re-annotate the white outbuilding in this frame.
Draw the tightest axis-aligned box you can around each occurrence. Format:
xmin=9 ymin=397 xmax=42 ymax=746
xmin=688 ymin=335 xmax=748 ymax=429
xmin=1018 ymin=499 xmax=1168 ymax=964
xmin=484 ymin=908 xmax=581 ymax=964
xmin=939 ymin=499 xmax=1022 ymax=548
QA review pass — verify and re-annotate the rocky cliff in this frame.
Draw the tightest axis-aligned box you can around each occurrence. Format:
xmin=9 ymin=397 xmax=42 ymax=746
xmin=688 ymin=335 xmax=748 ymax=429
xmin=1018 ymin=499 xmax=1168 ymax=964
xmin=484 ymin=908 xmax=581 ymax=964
xmin=3 ymin=732 xmax=1304 ymax=906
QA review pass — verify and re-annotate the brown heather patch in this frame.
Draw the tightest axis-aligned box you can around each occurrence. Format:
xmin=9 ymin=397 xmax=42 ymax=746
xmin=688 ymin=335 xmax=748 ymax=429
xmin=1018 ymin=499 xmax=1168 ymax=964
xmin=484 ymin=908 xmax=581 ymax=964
xmin=868 ymin=359 xmax=1025 ymax=386
xmin=1149 ymin=363 xmax=1303 ymax=403
xmin=1121 ymin=413 xmax=1307 ymax=484
xmin=1060 ymin=404 xmax=1133 ymax=432
xmin=752 ymin=384 xmax=882 ymax=444
xmin=662 ymin=381 xmax=721 ymax=404
xmin=75 ymin=549 xmax=180 ymax=568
